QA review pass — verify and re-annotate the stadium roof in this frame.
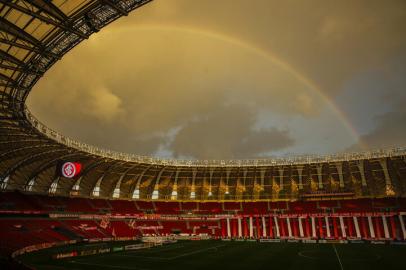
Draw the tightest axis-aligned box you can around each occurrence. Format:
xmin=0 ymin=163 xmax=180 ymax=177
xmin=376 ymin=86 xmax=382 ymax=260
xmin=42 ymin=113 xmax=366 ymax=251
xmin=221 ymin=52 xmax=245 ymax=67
xmin=0 ymin=0 xmax=405 ymax=200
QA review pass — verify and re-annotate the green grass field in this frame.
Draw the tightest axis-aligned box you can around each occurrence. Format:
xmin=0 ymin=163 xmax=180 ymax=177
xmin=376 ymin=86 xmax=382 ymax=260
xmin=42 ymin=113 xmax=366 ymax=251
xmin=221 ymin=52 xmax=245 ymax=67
xmin=19 ymin=240 xmax=406 ymax=270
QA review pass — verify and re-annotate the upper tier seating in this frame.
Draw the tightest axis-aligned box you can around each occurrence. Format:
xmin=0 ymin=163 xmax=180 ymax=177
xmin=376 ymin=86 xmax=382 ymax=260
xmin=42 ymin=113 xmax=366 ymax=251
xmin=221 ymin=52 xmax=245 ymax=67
xmin=154 ymin=202 xmax=181 ymax=214
xmin=135 ymin=201 xmax=155 ymax=211
xmin=198 ymin=202 xmax=222 ymax=213
xmin=224 ymin=202 xmax=241 ymax=211
xmin=109 ymin=200 xmax=140 ymax=214
xmin=181 ymin=202 xmax=198 ymax=211
xmin=1 ymin=191 xmax=406 ymax=216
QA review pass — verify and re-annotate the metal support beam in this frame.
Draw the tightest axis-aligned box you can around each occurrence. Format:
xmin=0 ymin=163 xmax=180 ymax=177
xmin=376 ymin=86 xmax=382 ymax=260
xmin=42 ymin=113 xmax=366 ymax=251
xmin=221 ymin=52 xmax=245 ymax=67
xmin=297 ymin=165 xmax=304 ymax=189
xmin=0 ymin=148 xmax=67 ymax=180
xmin=0 ymin=63 xmax=43 ymax=75
xmin=29 ymin=0 xmax=70 ymax=22
xmin=154 ymin=167 xmax=166 ymax=189
xmin=0 ymin=17 xmax=41 ymax=46
xmin=0 ymin=37 xmax=59 ymax=60
xmin=357 ymin=160 xmax=367 ymax=186
xmin=90 ymin=161 xmax=126 ymax=196
xmin=152 ymin=167 xmax=166 ymax=199
xmin=0 ymin=0 xmax=88 ymax=39
xmin=0 ymin=82 xmax=29 ymax=91
xmin=102 ymin=0 xmax=129 ymax=16
xmin=208 ymin=168 xmax=214 ymax=196
xmin=69 ymin=160 xmax=106 ymax=193
xmin=336 ymin=162 xmax=344 ymax=188
xmin=171 ymin=168 xmax=180 ymax=199
xmin=114 ymin=163 xmax=139 ymax=197
xmin=22 ymin=153 xmax=84 ymax=190
xmin=226 ymin=168 xmax=231 ymax=186
xmin=279 ymin=167 xmax=284 ymax=189
xmin=190 ymin=168 xmax=197 ymax=197
xmin=132 ymin=165 xmax=152 ymax=195
xmin=0 ymin=49 xmax=25 ymax=66
xmin=0 ymin=73 xmax=17 ymax=86
xmin=0 ymin=143 xmax=55 ymax=159
xmin=260 ymin=168 xmax=266 ymax=187
xmin=316 ymin=164 xmax=323 ymax=189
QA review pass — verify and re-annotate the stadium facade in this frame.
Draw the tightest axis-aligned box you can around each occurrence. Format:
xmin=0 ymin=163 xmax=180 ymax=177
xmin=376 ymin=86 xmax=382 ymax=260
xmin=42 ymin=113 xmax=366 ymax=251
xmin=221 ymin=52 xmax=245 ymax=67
xmin=1 ymin=1 xmax=406 ymax=267
xmin=1 ymin=0 xmax=406 ymax=201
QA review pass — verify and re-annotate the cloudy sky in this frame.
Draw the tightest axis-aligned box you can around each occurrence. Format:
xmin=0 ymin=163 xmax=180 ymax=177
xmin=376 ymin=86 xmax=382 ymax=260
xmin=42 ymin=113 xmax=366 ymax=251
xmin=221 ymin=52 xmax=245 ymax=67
xmin=27 ymin=0 xmax=406 ymax=160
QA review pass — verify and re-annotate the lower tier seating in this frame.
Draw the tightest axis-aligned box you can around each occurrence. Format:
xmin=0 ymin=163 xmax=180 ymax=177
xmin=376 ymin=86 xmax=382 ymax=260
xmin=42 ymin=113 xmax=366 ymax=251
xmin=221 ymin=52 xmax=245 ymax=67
xmin=1 ymin=191 xmax=406 ymax=256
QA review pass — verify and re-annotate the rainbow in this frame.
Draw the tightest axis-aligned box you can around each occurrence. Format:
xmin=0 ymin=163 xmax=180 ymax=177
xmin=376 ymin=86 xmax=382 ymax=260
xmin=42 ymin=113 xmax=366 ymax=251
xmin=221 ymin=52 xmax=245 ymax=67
xmin=109 ymin=24 xmax=367 ymax=150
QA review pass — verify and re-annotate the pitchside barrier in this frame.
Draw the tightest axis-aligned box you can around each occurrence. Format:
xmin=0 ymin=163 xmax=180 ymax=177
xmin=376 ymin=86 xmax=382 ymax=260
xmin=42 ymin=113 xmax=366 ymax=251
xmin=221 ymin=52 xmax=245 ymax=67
xmin=142 ymin=235 xmax=209 ymax=243
xmin=52 ymin=242 xmax=157 ymax=260
xmin=221 ymin=237 xmax=403 ymax=245
xmin=12 ymin=234 xmax=405 ymax=262
xmin=11 ymin=237 xmax=139 ymax=259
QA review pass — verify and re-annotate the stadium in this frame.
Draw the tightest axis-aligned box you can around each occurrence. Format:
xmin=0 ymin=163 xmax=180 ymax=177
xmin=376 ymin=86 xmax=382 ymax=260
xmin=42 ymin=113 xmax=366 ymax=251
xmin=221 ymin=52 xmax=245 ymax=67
xmin=1 ymin=0 xmax=406 ymax=269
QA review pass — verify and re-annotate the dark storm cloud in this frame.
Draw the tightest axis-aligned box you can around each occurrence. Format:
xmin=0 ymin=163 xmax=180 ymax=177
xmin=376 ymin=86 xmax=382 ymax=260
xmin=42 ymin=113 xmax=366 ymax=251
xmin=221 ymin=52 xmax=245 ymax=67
xmin=170 ymin=104 xmax=294 ymax=159
xmin=355 ymin=108 xmax=406 ymax=150
xmin=348 ymin=95 xmax=406 ymax=151
xmin=344 ymin=54 xmax=406 ymax=151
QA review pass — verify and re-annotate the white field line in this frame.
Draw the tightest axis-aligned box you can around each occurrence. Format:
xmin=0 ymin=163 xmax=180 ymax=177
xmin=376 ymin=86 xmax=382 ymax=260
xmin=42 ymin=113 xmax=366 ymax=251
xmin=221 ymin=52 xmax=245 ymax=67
xmin=35 ymin=264 xmax=78 ymax=270
xmin=332 ymin=244 xmax=344 ymax=270
xmin=70 ymin=260 xmax=149 ymax=270
xmin=113 ymin=254 xmax=169 ymax=260
xmin=113 ymin=244 xmax=227 ymax=261
xmin=169 ymin=244 xmax=226 ymax=259
xmin=145 ymin=244 xmax=185 ymax=253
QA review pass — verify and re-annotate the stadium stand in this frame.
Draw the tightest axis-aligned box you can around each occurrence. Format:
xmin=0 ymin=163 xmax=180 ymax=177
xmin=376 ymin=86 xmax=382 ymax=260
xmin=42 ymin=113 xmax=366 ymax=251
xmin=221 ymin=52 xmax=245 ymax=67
xmin=0 ymin=1 xmax=406 ymax=268
xmin=1 ymin=190 xmax=406 ymax=257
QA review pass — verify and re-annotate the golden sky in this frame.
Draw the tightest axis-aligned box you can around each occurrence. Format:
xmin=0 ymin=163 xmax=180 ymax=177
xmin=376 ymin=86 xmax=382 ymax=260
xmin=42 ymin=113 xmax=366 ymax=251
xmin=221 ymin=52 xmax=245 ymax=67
xmin=28 ymin=0 xmax=406 ymax=159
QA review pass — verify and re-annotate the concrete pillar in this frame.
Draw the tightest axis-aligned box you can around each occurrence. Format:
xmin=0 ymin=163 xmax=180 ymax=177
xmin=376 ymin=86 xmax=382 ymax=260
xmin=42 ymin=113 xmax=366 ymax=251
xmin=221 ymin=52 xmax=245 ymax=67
xmin=262 ymin=216 xmax=267 ymax=237
xmin=339 ymin=216 xmax=346 ymax=238
xmin=269 ymin=216 xmax=274 ymax=238
xmin=353 ymin=216 xmax=361 ymax=238
xmin=299 ymin=217 xmax=304 ymax=237
xmin=368 ymin=216 xmax=375 ymax=238
xmin=274 ymin=216 xmax=280 ymax=238
xmin=238 ymin=218 xmax=242 ymax=238
xmin=226 ymin=218 xmax=231 ymax=238
xmin=399 ymin=215 xmax=406 ymax=240
xmin=382 ymin=216 xmax=390 ymax=239
xmin=311 ymin=217 xmax=316 ymax=238
xmin=249 ymin=216 xmax=253 ymax=238
xmin=325 ymin=216 xmax=331 ymax=238
xmin=287 ymin=217 xmax=292 ymax=238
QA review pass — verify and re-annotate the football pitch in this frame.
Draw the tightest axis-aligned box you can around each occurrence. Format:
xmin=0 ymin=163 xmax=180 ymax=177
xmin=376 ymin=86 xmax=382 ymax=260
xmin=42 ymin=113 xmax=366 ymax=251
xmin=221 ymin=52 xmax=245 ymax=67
xmin=19 ymin=240 xmax=406 ymax=270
